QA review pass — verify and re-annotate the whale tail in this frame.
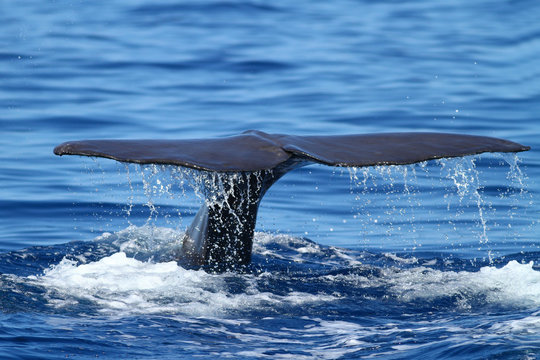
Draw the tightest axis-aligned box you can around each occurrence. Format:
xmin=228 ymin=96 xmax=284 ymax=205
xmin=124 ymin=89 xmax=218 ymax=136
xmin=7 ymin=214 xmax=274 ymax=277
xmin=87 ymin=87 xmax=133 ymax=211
xmin=54 ymin=131 xmax=529 ymax=270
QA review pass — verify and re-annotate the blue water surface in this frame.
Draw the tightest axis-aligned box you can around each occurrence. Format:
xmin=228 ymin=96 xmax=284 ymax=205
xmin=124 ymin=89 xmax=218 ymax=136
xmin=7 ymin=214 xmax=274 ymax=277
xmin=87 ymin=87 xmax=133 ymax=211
xmin=1 ymin=0 xmax=540 ymax=359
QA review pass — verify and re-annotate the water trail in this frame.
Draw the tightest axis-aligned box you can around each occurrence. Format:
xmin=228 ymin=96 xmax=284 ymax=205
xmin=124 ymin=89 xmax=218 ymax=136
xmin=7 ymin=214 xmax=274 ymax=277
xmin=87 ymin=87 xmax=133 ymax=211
xmin=439 ymin=157 xmax=489 ymax=245
xmin=126 ymin=165 xmax=272 ymax=242
xmin=347 ymin=155 xmax=529 ymax=259
xmin=504 ymin=153 xmax=527 ymax=194
xmin=501 ymin=153 xmax=534 ymax=245
xmin=348 ymin=164 xmax=423 ymax=248
xmin=123 ymin=163 xmax=134 ymax=220
xmin=79 ymin=154 xmax=530 ymax=261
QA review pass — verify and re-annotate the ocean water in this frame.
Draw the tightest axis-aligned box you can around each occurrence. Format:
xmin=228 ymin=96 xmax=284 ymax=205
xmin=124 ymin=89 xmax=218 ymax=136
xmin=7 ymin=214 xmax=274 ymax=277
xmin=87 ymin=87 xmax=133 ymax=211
xmin=1 ymin=0 xmax=540 ymax=358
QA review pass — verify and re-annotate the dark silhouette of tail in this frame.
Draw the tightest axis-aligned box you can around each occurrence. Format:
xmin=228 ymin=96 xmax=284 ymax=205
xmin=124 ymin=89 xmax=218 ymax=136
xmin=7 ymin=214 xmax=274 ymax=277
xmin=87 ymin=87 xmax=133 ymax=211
xmin=54 ymin=131 xmax=529 ymax=270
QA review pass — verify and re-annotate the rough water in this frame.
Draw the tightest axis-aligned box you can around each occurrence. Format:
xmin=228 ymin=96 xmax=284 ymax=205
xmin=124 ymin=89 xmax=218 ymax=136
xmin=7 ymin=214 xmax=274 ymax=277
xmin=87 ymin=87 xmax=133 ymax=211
xmin=1 ymin=1 xmax=540 ymax=359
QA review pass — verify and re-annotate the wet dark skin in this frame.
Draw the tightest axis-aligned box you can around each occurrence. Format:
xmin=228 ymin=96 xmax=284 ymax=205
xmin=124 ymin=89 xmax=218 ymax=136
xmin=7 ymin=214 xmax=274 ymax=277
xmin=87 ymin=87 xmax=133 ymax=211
xmin=54 ymin=131 xmax=529 ymax=271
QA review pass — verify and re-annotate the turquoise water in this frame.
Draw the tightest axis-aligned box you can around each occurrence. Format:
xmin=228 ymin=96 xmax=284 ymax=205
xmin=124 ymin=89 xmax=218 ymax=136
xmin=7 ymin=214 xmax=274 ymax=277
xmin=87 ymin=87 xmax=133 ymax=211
xmin=1 ymin=1 xmax=540 ymax=358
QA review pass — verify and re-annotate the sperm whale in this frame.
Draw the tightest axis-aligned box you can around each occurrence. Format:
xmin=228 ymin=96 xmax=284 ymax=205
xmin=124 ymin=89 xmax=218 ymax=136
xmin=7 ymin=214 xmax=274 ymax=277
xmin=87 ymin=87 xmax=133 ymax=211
xmin=54 ymin=130 xmax=530 ymax=270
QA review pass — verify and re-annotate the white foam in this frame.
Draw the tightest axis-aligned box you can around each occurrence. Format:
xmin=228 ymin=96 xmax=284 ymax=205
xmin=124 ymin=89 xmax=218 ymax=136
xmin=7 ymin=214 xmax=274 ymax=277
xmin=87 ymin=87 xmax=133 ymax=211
xmin=28 ymin=250 xmax=337 ymax=316
xmin=29 ymin=252 xmax=221 ymax=314
xmin=320 ymin=259 xmax=540 ymax=310
xmin=26 ymin=224 xmax=540 ymax=315
xmin=96 ymin=225 xmax=184 ymax=258
xmin=376 ymin=260 xmax=540 ymax=309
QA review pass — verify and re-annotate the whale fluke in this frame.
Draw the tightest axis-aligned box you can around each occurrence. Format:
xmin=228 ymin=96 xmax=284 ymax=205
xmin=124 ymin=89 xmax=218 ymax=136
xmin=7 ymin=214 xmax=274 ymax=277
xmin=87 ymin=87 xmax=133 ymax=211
xmin=55 ymin=130 xmax=529 ymax=171
xmin=54 ymin=131 xmax=530 ymax=270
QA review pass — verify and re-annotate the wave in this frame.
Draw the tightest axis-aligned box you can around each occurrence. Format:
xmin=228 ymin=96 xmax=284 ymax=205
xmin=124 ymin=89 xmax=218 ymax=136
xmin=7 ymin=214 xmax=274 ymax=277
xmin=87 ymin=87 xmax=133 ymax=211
xmin=3 ymin=226 xmax=535 ymax=318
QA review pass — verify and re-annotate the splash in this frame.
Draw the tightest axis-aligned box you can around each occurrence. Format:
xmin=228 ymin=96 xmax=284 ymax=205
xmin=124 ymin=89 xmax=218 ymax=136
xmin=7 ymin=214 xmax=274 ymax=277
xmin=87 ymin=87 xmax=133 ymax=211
xmin=346 ymin=154 xmax=530 ymax=257
xmin=129 ymin=164 xmax=270 ymax=224
xmin=381 ymin=260 xmax=540 ymax=309
xmin=439 ymin=156 xmax=488 ymax=244
xmin=80 ymin=153 xmax=531 ymax=265
xmin=27 ymin=231 xmax=343 ymax=316
xmin=24 ymin=227 xmax=540 ymax=316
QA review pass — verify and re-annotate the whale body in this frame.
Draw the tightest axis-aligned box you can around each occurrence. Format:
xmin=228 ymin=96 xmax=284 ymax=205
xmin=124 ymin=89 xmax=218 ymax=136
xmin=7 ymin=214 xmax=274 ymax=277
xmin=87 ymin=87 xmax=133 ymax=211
xmin=54 ymin=130 xmax=530 ymax=270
